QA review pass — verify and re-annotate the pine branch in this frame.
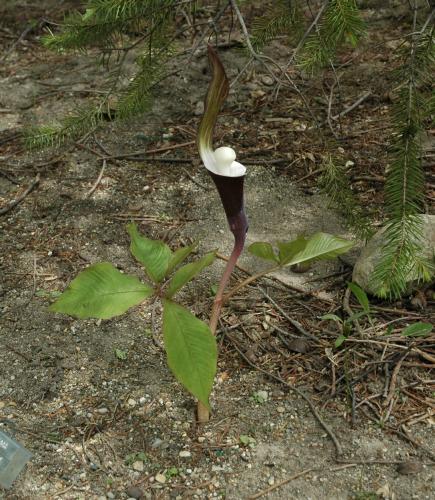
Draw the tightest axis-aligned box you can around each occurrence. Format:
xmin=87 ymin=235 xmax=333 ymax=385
xmin=251 ymin=0 xmax=303 ymax=52
xmin=25 ymin=0 xmax=179 ymax=149
xmin=298 ymin=0 xmax=365 ymax=74
xmin=24 ymin=105 xmax=109 ymax=149
xmin=43 ymin=0 xmax=177 ymax=51
xmin=319 ymin=156 xmax=373 ymax=240
xmin=117 ymin=45 xmax=171 ymax=119
xmin=371 ymin=20 xmax=435 ymax=298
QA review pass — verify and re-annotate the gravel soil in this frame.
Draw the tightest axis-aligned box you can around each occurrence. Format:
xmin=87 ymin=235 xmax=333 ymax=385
xmin=1 ymin=2 xmax=434 ymax=499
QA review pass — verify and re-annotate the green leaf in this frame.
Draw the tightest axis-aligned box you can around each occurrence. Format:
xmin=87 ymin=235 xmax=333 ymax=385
xmin=127 ymin=223 xmax=172 ymax=283
xmin=50 ymin=262 xmax=153 ymax=319
xmin=239 ymin=435 xmax=256 ymax=447
xmin=248 ymin=242 xmax=279 ymax=263
xmin=115 ymin=348 xmax=127 ymax=360
xmin=165 ymin=251 xmax=216 ymax=298
xmin=162 ymin=299 xmax=217 ymax=409
xmin=166 ymin=243 xmax=197 ymax=275
xmin=348 ymin=282 xmax=370 ymax=312
xmin=347 ymin=310 xmax=370 ymax=322
xmin=401 ymin=322 xmax=433 ymax=337
xmin=82 ymin=8 xmax=95 ymax=21
xmin=281 ymin=232 xmax=354 ymax=267
xmin=277 ymin=236 xmax=308 ymax=265
xmin=334 ymin=334 xmax=346 ymax=348
xmin=321 ymin=313 xmax=343 ymax=324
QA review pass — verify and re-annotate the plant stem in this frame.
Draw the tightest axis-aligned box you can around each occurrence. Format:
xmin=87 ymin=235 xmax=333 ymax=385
xmin=197 ymin=233 xmax=246 ymax=423
xmin=223 ymin=265 xmax=280 ymax=303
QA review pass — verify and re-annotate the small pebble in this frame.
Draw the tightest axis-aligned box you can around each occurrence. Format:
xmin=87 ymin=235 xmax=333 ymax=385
xmin=277 ymin=406 xmax=285 ymax=413
xmin=261 ymin=75 xmax=274 ymax=86
xmin=256 ymin=390 xmax=268 ymax=402
xmin=194 ymin=101 xmax=204 ymax=116
xmin=287 ymin=338 xmax=309 ymax=354
xmin=127 ymin=398 xmax=137 ymax=407
xmin=151 ymin=438 xmax=164 ymax=448
xmin=155 ymin=473 xmax=166 ymax=484
xmin=268 ymin=476 xmax=275 ymax=486
xmin=179 ymin=450 xmax=191 ymax=458
xmin=125 ymin=485 xmax=144 ymax=499
xmin=397 ymin=461 xmax=423 ymax=475
xmin=132 ymin=460 xmax=144 ymax=472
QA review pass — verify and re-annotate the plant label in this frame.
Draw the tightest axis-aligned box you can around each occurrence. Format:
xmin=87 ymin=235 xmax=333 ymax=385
xmin=0 ymin=430 xmax=32 ymax=489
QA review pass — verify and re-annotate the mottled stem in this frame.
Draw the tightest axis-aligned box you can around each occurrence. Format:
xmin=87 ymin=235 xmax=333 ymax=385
xmin=197 ymin=220 xmax=246 ymax=423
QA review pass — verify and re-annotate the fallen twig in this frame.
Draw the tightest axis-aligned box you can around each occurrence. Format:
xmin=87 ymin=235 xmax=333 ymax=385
xmin=86 ymin=159 xmax=106 ymax=198
xmin=247 ymin=468 xmax=314 ymax=499
xmin=383 ymin=353 xmax=408 ymax=409
xmin=248 ymin=463 xmax=358 ymax=499
xmin=0 ymin=173 xmax=40 ymax=215
xmin=227 ymin=333 xmax=343 ymax=457
xmin=259 ymin=287 xmax=318 ymax=341
xmin=343 ymin=287 xmax=362 ymax=335
xmin=182 ymin=168 xmax=209 ymax=190
xmin=331 ymin=91 xmax=371 ymax=120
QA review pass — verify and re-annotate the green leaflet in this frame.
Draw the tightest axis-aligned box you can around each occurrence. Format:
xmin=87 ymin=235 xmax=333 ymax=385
xmin=162 ymin=300 xmax=217 ymax=409
xmin=165 ymin=251 xmax=216 ymax=298
xmin=127 ymin=223 xmax=172 ymax=283
xmin=401 ymin=322 xmax=433 ymax=338
xmin=166 ymin=243 xmax=198 ymax=276
xmin=249 ymin=233 xmax=354 ymax=268
xmin=277 ymin=236 xmax=307 ymax=266
xmin=50 ymin=262 xmax=153 ymax=319
xmin=280 ymin=232 xmax=354 ymax=267
xmin=347 ymin=282 xmax=370 ymax=312
xmin=248 ymin=242 xmax=279 ymax=263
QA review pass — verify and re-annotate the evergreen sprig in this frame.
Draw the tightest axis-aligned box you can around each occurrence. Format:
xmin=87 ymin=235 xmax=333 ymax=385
xmin=298 ymin=0 xmax=365 ymax=73
xmin=251 ymin=0 xmax=303 ymax=52
xmin=117 ymin=47 xmax=171 ymax=119
xmin=26 ymin=0 xmax=178 ymax=148
xmin=43 ymin=0 xmax=177 ymax=51
xmin=24 ymin=105 xmax=109 ymax=149
xmin=371 ymin=26 xmax=435 ymax=298
xmin=319 ymin=156 xmax=373 ymax=241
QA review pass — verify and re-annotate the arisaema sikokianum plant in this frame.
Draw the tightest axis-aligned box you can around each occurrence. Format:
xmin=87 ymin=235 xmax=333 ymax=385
xmin=49 ymin=46 xmax=354 ymax=424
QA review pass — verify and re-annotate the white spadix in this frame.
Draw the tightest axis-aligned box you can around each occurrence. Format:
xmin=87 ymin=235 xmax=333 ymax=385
xmin=206 ymin=146 xmax=246 ymax=177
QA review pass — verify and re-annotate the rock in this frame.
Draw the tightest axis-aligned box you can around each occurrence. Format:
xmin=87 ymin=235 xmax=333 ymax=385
xmin=155 ymin=473 xmax=166 ymax=484
xmin=151 ymin=438 xmax=164 ymax=449
xmin=352 ymin=214 xmax=435 ymax=295
xmin=132 ymin=460 xmax=144 ymax=472
xmin=261 ymin=75 xmax=274 ymax=86
xmin=179 ymin=450 xmax=191 ymax=458
xmin=126 ymin=485 xmax=144 ymax=499
xmin=255 ymin=390 xmax=268 ymax=402
xmin=396 ymin=461 xmax=423 ymax=475
xmin=0 ymin=113 xmax=20 ymax=132
xmin=287 ymin=338 xmax=309 ymax=354
xmin=194 ymin=101 xmax=204 ymax=116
